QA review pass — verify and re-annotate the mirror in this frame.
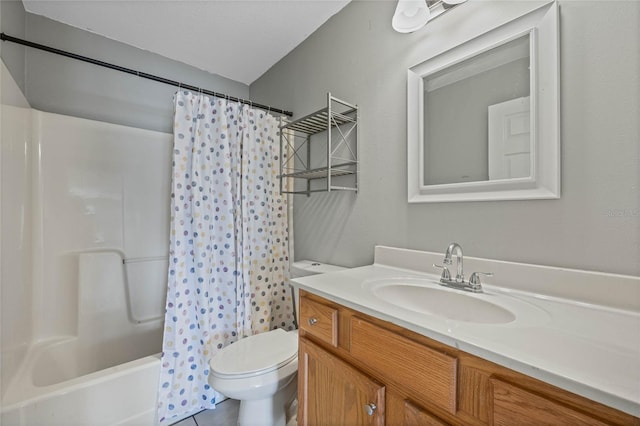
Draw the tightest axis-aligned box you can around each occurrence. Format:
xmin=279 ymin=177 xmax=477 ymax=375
xmin=407 ymin=3 xmax=559 ymax=203
xmin=423 ymin=35 xmax=530 ymax=186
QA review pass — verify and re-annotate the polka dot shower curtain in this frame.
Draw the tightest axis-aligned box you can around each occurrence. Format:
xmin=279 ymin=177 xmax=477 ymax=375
xmin=157 ymin=91 xmax=295 ymax=423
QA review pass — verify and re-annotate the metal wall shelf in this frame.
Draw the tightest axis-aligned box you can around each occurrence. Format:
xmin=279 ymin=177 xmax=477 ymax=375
xmin=279 ymin=93 xmax=359 ymax=196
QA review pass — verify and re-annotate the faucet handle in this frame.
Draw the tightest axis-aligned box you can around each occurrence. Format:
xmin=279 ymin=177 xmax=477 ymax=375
xmin=469 ymin=272 xmax=493 ymax=285
xmin=433 ymin=264 xmax=451 ymax=281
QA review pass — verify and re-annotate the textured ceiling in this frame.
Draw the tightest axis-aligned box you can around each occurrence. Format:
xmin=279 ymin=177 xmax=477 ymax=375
xmin=22 ymin=0 xmax=351 ymax=85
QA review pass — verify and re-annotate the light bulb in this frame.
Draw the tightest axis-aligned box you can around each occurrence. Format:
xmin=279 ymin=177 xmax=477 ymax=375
xmin=392 ymin=0 xmax=431 ymax=33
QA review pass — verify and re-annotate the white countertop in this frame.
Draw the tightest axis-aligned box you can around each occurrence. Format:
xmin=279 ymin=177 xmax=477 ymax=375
xmin=291 ymin=248 xmax=640 ymax=417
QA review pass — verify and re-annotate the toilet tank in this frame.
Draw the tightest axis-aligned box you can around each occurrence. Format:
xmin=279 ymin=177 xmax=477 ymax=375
xmin=291 ymin=260 xmax=347 ymax=278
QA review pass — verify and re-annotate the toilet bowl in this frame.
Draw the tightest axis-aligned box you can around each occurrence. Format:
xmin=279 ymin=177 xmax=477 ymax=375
xmin=208 ymin=260 xmax=346 ymax=426
xmin=209 ymin=329 xmax=298 ymax=426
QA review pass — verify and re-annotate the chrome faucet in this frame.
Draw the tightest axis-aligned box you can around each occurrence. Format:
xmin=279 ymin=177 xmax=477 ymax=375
xmin=433 ymin=243 xmax=492 ymax=293
xmin=444 ymin=242 xmax=464 ymax=283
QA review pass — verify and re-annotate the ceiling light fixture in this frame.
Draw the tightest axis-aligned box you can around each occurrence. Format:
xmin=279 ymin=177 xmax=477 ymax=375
xmin=392 ymin=0 xmax=431 ymax=33
xmin=392 ymin=0 xmax=467 ymax=33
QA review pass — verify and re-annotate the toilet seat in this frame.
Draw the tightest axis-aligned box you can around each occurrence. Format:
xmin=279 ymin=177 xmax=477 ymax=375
xmin=210 ymin=329 xmax=297 ymax=379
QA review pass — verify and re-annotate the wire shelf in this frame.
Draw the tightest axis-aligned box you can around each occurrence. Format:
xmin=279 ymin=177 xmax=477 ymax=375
xmin=280 ymin=162 xmax=357 ymax=180
xmin=282 ymin=108 xmax=357 ymax=135
xmin=279 ymin=93 xmax=359 ymax=196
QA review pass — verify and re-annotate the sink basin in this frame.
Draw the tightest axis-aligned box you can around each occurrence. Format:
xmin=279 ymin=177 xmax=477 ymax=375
xmin=363 ymin=276 xmax=550 ymax=327
xmin=364 ymin=277 xmax=520 ymax=324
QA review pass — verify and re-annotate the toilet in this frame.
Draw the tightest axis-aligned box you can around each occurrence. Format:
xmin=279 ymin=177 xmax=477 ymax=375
xmin=208 ymin=260 xmax=345 ymax=426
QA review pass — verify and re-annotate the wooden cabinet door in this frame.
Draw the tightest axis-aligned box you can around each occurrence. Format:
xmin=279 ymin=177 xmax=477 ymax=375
xmin=298 ymin=337 xmax=385 ymax=426
xmin=402 ymin=399 xmax=449 ymax=426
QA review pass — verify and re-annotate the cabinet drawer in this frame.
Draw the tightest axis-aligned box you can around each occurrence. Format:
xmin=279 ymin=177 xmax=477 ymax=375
xmin=350 ymin=317 xmax=457 ymax=415
xmin=490 ymin=378 xmax=609 ymax=425
xmin=299 ymin=296 xmax=338 ymax=347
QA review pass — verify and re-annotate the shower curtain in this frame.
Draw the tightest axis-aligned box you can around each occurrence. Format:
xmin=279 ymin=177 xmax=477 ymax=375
xmin=157 ymin=91 xmax=295 ymax=423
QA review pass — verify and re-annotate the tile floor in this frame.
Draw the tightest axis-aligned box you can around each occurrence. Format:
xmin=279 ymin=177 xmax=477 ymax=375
xmin=171 ymin=399 xmax=240 ymax=426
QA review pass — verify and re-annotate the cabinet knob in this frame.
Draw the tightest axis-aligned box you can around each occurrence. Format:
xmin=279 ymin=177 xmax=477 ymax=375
xmin=364 ymin=403 xmax=377 ymax=416
xmin=308 ymin=317 xmax=318 ymax=326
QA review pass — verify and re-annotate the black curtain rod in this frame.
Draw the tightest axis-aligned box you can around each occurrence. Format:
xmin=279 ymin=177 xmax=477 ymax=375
xmin=0 ymin=32 xmax=293 ymax=117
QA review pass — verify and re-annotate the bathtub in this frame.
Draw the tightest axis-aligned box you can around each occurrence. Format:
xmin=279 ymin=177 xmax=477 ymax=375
xmin=1 ymin=344 xmax=161 ymax=426
xmin=1 ymin=252 xmax=166 ymax=425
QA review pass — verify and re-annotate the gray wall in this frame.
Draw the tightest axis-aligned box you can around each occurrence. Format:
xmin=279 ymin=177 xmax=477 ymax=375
xmin=1 ymin=5 xmax=249 ymax=133
xmin=251 ymin=1 xmax=640 ymax=276
xmin=1 ymin=0 xmax=27 ymax=94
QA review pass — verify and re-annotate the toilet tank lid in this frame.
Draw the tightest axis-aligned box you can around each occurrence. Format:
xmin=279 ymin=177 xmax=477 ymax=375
xmin=209 ymin=329 xmax=297 ymax=377
xmin=291 ymin=260 xmax=347 ymax=277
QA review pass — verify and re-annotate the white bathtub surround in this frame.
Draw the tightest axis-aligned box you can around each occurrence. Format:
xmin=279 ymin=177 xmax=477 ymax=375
xmin=0 ymin=104 xmax=33 ymax=399
xmin=158 ymin=92 xmax=294 ymax=423
xmin=291 ymin=246 xmax=640 ymax=417
xmin=1 ymin=109 xmax=173 ymax=425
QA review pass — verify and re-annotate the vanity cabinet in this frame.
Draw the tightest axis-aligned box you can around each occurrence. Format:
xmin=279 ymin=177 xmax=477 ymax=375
xmin=297 ymin=291 xmax=640 ymax=426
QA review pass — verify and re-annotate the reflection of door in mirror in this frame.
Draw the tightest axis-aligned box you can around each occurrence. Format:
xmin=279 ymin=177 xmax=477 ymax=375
xmin=422 ymin=35 xmax=530 ymax=186
xmin=488 ymin=96 xmax=531 ymax=180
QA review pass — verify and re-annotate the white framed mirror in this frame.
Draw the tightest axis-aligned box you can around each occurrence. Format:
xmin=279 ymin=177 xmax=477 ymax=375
xmin=407 ymin=3 xmax=559 ymax=203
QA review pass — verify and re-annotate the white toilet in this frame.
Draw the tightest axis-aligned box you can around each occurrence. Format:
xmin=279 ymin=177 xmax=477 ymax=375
xmin=208 ymin=260 xmax=345 ymax=426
